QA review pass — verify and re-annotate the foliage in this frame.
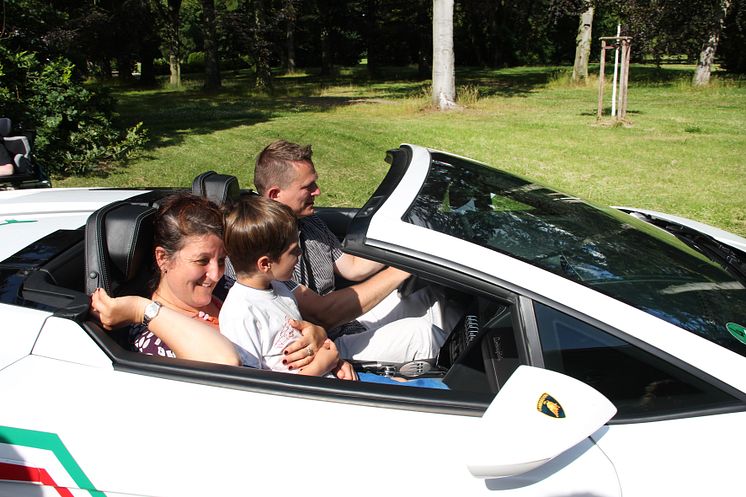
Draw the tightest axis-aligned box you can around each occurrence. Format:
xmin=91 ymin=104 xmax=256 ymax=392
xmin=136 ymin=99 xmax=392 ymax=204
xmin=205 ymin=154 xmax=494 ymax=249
xmin=0 ymin=47 xmax=147 ymax=176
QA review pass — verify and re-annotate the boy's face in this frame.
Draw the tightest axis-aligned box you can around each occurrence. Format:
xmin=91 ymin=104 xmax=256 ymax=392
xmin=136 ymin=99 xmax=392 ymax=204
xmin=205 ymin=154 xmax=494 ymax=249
xmin=271 ymin=239 xmax=301 ymax=281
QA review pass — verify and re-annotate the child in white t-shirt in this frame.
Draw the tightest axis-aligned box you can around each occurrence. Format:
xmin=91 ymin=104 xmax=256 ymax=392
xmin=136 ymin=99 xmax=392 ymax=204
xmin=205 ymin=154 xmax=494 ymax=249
xmin=219 ymin=195 xmax=352 ymax=378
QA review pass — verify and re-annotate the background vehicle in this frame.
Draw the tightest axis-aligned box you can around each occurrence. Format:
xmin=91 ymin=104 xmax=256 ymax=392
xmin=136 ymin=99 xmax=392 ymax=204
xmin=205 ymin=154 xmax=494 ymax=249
xmin=1 ymin=145 xmax=744 ymax=496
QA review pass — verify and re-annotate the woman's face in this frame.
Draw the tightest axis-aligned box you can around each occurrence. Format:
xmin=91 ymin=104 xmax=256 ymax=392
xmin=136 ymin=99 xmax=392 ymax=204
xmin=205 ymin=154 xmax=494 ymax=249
xmin=156 ymin=234 xmax=226 ymax=310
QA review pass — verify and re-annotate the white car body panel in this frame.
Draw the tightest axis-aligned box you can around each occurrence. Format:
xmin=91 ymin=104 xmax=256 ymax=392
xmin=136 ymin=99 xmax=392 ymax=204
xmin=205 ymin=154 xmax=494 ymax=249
xmin=0 ymin=304 xmax=50 ymax=370
xmin=1 ymin=347 xmax=619 ymax=497
xmin=596 ymin=411 xmax=746 ymax=497
xmin=367 ymin=145 xmax=746 ymax=393
xmin=33 ymin=316 xmax=113 ymax=368
xmin=0 ymin=188 xmax=145 ymax=260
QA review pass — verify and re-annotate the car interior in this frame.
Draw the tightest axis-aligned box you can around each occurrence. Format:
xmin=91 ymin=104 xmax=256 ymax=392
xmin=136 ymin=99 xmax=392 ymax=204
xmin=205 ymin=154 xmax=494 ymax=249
xmin=11 ymin=170 xmax=525 ymax=409
xmin=0 ymin=117 xmax=51 ymax=190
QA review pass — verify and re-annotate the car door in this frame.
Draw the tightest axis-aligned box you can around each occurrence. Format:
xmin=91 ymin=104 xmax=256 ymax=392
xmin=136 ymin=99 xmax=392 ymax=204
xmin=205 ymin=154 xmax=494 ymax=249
xmin=0 ymin=314 xmax=622 ymax=497
xmin=528 ymin=301 xmax=746 ymax=497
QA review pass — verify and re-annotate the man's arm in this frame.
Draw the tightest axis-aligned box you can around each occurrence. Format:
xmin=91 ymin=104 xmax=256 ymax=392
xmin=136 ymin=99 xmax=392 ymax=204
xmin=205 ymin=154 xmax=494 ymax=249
xmin=293 ymin=266 xmax=410 ymax=330
xmin=333 ymin=252 xmax=386 ymax=282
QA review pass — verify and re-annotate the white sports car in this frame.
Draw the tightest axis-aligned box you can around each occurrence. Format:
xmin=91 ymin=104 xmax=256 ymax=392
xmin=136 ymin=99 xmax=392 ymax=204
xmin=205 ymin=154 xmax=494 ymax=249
xmin=1 ymin=144 xmax=745 ymax=497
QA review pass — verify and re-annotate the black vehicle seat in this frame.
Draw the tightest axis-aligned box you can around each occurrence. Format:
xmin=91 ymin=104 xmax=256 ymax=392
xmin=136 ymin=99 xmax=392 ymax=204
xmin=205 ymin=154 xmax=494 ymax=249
xmin=84 ymin=201 xmax=157 ymax=298
xmin=191 ymin=170 xmax=241 ymax=206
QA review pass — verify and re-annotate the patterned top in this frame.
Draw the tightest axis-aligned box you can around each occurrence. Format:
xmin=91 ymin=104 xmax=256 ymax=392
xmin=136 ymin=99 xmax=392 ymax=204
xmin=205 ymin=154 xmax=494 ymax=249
xmin=291 ymin=214 xmax=344 ymax=296
xmin=130 ymin=296 xmax=222 ymax=358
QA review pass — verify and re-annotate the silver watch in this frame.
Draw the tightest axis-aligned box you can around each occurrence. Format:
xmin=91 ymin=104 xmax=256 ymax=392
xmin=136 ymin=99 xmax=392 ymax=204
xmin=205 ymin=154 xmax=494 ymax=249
xmin=142 ymin=300 xmax=162 ymax=325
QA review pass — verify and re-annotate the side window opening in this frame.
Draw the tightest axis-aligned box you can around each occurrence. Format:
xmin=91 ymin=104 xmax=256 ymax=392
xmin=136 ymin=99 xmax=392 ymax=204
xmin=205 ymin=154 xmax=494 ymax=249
xmin=534 ymin=302 xmax=741 ymax=420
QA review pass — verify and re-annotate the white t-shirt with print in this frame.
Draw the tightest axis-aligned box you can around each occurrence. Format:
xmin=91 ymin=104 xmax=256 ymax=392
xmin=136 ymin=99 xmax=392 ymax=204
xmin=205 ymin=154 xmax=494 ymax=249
xmin=219 ymin=280 xmax=303 ymax=371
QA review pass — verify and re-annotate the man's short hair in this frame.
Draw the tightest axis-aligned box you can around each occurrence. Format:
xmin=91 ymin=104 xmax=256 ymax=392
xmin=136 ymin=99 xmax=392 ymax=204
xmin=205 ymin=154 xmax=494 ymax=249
xmin=224 ymin=195 xmax=298 ymax=276
xmin=254 ymin=140 xmax=314 ymax=195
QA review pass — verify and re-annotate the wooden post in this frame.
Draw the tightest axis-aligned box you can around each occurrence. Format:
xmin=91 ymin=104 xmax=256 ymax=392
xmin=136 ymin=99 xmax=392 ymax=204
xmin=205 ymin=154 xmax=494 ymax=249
xmin=619 ymin=39 xmax=631 ymax=120
xmin=598 ymin=36 xmax=632 ymax=121
xmin=597 ymin=40 xmax=607 ymax=119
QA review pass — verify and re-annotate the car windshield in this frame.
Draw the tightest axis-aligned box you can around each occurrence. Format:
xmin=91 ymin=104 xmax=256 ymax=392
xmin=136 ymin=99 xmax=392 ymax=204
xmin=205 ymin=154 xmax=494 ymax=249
xmin=403 ymin=152 xmax=746 ymax=358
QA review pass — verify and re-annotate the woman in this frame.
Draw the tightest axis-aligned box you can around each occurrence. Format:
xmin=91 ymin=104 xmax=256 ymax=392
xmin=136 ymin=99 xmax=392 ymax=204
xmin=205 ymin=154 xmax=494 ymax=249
xmin=91 ymin=192 xmax=331 ymax=372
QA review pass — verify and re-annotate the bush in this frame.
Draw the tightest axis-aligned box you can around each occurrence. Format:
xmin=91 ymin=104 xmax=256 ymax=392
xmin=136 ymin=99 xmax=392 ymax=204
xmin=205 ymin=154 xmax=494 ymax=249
xmin=0 ymin=47 xmax=147 ymax=176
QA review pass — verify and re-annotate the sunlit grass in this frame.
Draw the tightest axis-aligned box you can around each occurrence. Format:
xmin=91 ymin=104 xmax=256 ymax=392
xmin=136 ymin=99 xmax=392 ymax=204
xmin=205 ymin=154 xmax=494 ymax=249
xmin=58 ymin=64 xmax=746 ymax=237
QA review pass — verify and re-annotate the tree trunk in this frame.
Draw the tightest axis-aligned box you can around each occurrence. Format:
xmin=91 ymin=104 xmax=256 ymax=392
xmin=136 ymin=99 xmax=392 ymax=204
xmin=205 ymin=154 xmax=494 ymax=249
xmin=571 ymin=6 xmax=594 ymax=82
xmin=693 ymin=0 xmax=732 ymax=86
xmin=432 ymin=0 xmax=456 ymax=109
xmin=366 ymin=0 xmax=379 ymax=78
xmin=169 ymin=0 xmax=183 ymax=86
xmin=416 ymin=0 xmax=431 ymax=79
xmin=201 ymin=0 xmax=221 ymax=90
xmin=169 ymin=53 xmax=182 ymax=86
xmin=254 ymin=0 xmax=272 ymax=90
xmin=284 ymin=1 xmax=297 ymax=74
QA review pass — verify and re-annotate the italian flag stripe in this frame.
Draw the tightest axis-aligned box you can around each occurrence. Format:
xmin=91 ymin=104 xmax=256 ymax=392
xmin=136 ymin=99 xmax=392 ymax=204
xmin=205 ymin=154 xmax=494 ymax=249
xmin=0 ymin=461 xmax=75 ymax=497
xmin=0 ymin=425 xmax=105 ymax=497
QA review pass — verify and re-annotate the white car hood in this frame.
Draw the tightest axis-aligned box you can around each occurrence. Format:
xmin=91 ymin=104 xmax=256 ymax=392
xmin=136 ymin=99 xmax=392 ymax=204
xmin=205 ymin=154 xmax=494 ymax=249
xmin=0 ymin=188 xmax=148 ymax=261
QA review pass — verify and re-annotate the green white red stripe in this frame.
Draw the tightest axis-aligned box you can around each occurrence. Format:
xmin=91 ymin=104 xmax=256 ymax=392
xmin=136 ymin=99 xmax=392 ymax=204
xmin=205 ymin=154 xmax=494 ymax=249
xmin=0 ymin=425 xmax=105 ymax=496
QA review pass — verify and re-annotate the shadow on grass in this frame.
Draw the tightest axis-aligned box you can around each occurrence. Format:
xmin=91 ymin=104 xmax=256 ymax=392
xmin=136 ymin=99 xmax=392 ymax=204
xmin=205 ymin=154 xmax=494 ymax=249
xmin=110 ymin=64 xmax=713 ymax=166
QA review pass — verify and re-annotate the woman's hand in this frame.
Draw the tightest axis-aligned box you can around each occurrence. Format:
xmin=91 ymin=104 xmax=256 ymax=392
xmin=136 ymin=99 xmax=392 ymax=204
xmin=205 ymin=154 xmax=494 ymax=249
xmin=283 ymin=319 xmax=328 ymax=370
xmin=297 ymin=339 xmax=339 ymax=376
xmin=90 ymin=288 xmax=146 ymax=330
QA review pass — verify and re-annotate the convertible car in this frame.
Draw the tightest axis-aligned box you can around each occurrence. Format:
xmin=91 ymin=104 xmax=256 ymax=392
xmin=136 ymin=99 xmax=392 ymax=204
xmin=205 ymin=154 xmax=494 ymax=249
xmin=1 ymin=144 xmax=745 ymax=497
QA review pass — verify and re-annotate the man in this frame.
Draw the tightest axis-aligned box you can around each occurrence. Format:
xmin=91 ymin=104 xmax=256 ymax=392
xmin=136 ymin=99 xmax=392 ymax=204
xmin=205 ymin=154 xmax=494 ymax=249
xmin=243 ymin=140 xmax=457 ymax=362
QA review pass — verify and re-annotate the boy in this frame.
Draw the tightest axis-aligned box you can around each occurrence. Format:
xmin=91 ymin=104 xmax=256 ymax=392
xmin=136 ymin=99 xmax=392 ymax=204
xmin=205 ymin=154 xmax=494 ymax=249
xmin=219 ymin=195 xmax=351 ymax=378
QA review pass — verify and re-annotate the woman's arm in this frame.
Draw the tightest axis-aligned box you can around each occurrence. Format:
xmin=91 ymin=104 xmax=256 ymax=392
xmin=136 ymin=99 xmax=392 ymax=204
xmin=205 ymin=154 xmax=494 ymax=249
xmin=90 ymin=288 xmax=240 ymax=366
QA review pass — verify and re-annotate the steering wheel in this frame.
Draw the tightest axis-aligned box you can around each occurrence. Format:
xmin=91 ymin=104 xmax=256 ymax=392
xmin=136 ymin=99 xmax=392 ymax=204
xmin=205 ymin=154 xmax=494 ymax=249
xmin=398 ymin=274 xmax=420 ymax=299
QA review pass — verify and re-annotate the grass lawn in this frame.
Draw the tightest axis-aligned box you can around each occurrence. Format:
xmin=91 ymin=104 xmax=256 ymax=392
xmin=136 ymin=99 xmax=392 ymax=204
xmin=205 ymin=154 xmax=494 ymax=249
xmin=58 ymin=64 xmax=746 ymax=237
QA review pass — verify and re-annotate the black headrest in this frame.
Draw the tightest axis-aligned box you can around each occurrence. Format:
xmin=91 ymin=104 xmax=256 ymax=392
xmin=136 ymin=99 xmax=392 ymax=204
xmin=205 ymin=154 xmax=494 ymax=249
xmin=0 ymin=118 xmax=11 ymax=137
xmin=85 ymin=202 xmax=157 ymax=296
xmin=192 ymin=171 xmax=240 ymax=206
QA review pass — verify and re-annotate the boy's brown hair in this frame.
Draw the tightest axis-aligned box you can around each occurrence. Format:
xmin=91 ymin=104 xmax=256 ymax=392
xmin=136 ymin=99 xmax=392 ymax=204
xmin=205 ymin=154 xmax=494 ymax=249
xmin=224 ymin=195 xmax=298 ymax=276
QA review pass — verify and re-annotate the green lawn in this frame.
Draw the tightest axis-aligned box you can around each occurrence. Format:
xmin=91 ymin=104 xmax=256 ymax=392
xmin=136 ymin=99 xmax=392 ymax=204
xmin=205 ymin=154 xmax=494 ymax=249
xmin=58 ymin=64 xmax=746 ymax=237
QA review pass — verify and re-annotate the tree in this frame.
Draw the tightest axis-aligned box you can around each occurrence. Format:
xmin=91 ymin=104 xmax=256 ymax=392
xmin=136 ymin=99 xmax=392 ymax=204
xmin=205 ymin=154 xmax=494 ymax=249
xmin=572 ymin=4 xmax=595 ymax=81
xmin=253 ymin=0 xmax=273 ymax=89
xmin=432 ymin=0 xmax=456 ymax=109
xmin=693 ymin=0 xmax=732 ymax=85
xmin=151 ymin=0 xmax=184 ymax=86
xmin=201 ymin=0 xmax=222 ymax=89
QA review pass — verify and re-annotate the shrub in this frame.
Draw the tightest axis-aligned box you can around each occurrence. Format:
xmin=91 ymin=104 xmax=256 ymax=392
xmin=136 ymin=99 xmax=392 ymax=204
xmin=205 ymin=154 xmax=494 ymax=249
xmin=0 ymin=46 xmax=147 ymax=176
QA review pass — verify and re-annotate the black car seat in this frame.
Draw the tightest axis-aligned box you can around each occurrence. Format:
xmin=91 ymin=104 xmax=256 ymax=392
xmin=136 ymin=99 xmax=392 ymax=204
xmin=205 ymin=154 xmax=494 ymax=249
xmin=84 ymin=201 xmax=157 ymax=298
xmin=191 ymin=170 xmax=241 ymax=206
xmin=0 ymin=117 xmax=50 ymax=187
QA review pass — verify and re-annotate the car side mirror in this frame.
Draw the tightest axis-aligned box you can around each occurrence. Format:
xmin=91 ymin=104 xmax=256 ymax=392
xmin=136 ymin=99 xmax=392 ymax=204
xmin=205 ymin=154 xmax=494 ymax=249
xmin=466 ymin=365 xmax=616 ymax=479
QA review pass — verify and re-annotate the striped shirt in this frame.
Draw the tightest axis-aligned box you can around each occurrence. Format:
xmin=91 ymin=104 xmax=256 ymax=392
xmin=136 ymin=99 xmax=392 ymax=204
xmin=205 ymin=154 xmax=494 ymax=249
xmin=291 ymin=214 xmax=343 ymax=295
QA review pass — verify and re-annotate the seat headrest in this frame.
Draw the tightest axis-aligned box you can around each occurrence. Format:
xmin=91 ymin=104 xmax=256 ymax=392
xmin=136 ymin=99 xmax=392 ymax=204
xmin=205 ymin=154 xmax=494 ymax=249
xmin=0 ymin=118 xmax=11 ymax=137
xmin=85 ymin=202 xmax=157 ymax=296
xmin=192 ymin=171 xmax=240 ymax=206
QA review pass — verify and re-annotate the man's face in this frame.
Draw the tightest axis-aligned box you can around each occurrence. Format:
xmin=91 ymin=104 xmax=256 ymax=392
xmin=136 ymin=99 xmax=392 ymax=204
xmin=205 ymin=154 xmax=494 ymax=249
xmin=272 ymin=160 xmax=320 ymax=218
